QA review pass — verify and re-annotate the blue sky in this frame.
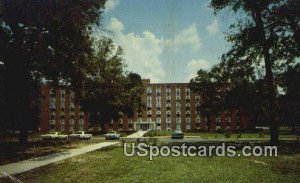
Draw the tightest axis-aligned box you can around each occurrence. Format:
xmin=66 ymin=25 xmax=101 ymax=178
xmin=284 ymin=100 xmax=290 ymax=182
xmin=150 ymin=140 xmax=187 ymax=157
xmin=100 ymin=0 xmax=237 ymax=83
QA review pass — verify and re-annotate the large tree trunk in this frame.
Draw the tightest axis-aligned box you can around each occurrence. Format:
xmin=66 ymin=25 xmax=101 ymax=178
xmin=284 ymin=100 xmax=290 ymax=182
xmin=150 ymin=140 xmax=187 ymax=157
xmin=253 ymin=7 xmax=279 ymax=144
xmin=263 ymin=48 xmax=278 ymax=144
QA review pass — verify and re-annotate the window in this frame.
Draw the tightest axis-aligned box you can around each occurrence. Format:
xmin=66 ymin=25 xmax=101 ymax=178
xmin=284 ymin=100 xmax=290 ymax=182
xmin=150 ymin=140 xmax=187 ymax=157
xmin=186 ymin=123 xmax=191 ymax=130
xmin=60 ymin=119 xmax=65 ymax=124
xmin=216 ymin=117 xmax=221 ymax=126
xmin=166 ymin=123 xmax=171 ymax=128
xmin=147 ymin=87 xmax=152 ymax=94
xmin=186 ymin=118 xmax=191 ymax=123
xmin=196 ymin=118 xmax=201 ymax=123
xmin=50 ymin=119 xmax=55 ymax=125
xmin=226 ymin=117 xmax=231 ymax=126
xmin=156 ymin=88 xmax=161 ymax=93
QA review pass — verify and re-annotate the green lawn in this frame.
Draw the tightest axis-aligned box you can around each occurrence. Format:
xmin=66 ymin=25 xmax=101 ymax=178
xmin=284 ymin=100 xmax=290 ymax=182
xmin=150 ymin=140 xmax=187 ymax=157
xmin=15 ymin=147 xmax=300 ymax=183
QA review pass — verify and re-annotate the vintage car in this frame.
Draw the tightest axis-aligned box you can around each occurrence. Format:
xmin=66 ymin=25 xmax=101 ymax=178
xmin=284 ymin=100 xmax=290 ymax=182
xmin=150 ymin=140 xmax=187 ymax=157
xmin=104 ymin=131 xmax=120 ymax=140
xmin=41 ymin=132 xmax=68 ymax=140
xmin=171 ymin=129 xmax=184 ymax=139
xmin=69 ymin=131 xmax=92 ymax=140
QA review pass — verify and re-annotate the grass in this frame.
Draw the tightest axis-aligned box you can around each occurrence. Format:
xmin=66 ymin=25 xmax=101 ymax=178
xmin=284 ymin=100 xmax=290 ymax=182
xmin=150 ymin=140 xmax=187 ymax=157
xmin=143 ymin=130 xmax=299 ymax=141
xmin=0 ymin=131 xmax=134 ymax=165
xmin=0 ymin=136 xmax=106 ymax=165
xmin=13 ymin=147 xmax=300 ymax=183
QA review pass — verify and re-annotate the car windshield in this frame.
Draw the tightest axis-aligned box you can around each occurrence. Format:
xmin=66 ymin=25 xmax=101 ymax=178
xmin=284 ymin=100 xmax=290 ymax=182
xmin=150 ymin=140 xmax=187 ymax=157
xmin=49 ymin=132 xmax=56 ymax=134
xmin=75 ymin=132 xmax=82 ymax=134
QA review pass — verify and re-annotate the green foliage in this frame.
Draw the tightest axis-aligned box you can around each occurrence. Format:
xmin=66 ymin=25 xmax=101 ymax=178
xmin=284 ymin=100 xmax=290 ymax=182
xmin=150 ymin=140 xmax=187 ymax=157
xmin=209 ymin=0 xmax=300 ymax=144
xmin=0 ymin=0 xmax=106 ymax=142
xmin=81 ymin=37 xmax=145 ymax=130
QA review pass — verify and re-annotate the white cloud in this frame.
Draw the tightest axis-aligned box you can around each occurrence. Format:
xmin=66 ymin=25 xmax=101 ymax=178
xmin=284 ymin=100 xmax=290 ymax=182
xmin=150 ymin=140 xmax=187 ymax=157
xmin=166 ymin=24 xmax=202 ymax=51
xmin=206 ymin=19 xmax=219 ymax=35
xmin=107 ymin=18 xmax=165 ymax=82
xmin=105 ymin=0 xmax=119 ymax=12
xmin=105 ymin=18 xmax=208 ymax=82
xmin=108 ymin=17 xmax=124 ymax=33
xmin=185 ymin=59 xmax=213 ymax=82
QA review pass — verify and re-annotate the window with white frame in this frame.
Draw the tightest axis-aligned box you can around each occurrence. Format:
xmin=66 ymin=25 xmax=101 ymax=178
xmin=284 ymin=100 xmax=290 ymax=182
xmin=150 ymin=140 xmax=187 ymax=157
xmin=166 ymin=117 xmax=171 ymax=123
xmin=156 ymin=118 xmax=161 ymax=123
xmin=166 ymin=123 xmax=171 ymax=128
xmin=186 ymin=123 xmax=191 ymax=130
xmin=186 ymin=118 xmax=191 ymax=123
xmin=118 ymin=118 xmax=123 ymax=124
xmin=147 ymin=87 xmax=152 ymax=94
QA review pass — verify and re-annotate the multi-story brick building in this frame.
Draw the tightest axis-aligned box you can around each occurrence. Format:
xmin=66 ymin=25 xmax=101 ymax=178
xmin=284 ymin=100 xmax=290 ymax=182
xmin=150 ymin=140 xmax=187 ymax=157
xmin=39 ymin=79 xmax=250 ymax=133
xmin=39 ymin=85 xmax=89 ymax=133
xmin=130 ymin=79 xmax=250 ymax=132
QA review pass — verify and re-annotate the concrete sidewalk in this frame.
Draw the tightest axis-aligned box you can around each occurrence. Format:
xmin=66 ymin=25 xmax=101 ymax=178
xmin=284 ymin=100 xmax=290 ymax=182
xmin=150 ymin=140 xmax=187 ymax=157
xmin=0 ymin=141 xmax=119 ymax=177
xmin=125 ymin=130 xmax=148 ymax=138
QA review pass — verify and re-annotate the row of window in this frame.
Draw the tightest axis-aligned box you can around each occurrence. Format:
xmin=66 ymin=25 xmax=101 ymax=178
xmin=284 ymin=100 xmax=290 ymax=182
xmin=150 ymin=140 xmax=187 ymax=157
xmin=137 ymin=117 xmax=232 ymax=123
xmin=146 ymin=87 xmax=191 ymax=93
xmin=146 ymin=96 xmax=199 ymax=100
xmin=49 ymin=119 xmax=84 ymax=125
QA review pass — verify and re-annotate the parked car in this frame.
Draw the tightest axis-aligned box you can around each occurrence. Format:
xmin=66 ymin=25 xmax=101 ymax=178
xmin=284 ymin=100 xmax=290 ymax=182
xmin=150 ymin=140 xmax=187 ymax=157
xmin=69 ymin=131 xmax=92 ymax=140
xmin=41 ymin=132 xmax=68 ymax=140
xmin=104 ymin=131 xmax=120 ymax=140
xmin=171 ymin=129 xmax=184 ymax=139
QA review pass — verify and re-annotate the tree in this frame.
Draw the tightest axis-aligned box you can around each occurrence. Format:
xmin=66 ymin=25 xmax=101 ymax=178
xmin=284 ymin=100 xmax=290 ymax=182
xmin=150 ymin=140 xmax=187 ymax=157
xmin=278 ymin=63 xmax=300 ymax=131
xmin=81 ymin=38 xmax=144 ymax=132
xmin=189 ymin=69 xmax=223 ymax=132
xmin=210 ymin=0 xmax=300 ymax=144
xmin=0 ymin=0 xmax=106 ymax=143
